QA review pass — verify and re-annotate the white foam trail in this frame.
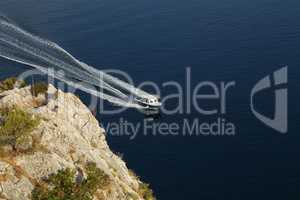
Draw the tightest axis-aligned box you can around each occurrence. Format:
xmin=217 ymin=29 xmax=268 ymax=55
xmin=0 ymin=16 xmax=155 ymax=108
xmin=0 ymin=50 xmax=142 ymax=108
xmin=0 ymin=32 xmax=128 ymax=99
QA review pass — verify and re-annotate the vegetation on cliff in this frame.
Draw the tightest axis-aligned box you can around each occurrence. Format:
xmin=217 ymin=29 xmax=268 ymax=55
xmin=31 ymin=82 xmax=48 ymax=97
xmin=0 ymin=106 xmax=40 ymax=152
xmin=32 ymin=162 xmax=111 ymax=200
xmin=129 ymin=170 xmax=156 ymax=200
xmin=0 ymin=77 xmax=26 ymax=92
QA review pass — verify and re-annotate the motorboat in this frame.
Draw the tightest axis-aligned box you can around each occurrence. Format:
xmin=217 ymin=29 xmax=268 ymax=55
xmin=134 ymin=96 xmax=162 ymax=109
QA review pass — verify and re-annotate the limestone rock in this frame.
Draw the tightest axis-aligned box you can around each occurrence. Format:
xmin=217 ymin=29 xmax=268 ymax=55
xmin=0 ymin=85 xmax=144 ymax=200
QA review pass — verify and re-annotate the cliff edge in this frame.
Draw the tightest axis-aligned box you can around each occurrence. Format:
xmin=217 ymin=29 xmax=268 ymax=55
xmin=0 ymin=83 xmax=154 ymax=200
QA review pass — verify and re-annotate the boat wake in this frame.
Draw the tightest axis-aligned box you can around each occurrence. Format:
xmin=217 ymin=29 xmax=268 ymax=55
xmin=0 ymin=15 xmax=158 ymax=109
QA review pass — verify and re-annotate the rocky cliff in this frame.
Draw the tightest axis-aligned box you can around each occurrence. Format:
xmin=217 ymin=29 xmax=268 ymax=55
xmin=0 ymin=84 xmax=153 ymax=200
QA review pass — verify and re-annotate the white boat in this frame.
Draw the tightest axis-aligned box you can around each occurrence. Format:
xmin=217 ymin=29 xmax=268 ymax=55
xmin=134 ymin=96 xmax=162 ymax=110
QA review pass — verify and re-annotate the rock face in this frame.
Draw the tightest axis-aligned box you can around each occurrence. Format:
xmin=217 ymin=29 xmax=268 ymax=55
xmin=0 ymin=85 xmax=145 ymax=200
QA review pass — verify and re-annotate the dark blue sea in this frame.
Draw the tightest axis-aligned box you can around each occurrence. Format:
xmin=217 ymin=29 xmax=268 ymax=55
xmin=0 ymin=0 xmax=300 ymax=199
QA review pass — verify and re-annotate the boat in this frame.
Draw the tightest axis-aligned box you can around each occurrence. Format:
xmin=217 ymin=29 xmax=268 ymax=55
xmin=134 ymin=96 xmax=162 ymax=109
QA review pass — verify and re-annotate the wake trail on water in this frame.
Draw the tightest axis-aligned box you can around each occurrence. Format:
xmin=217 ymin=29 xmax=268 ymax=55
xmin=0 ymin=16 xmax=155 ymax=108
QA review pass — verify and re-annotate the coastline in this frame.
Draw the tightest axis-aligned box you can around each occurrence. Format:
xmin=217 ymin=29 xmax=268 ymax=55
xmin=0 ymin=80 xmax=155 ymax=200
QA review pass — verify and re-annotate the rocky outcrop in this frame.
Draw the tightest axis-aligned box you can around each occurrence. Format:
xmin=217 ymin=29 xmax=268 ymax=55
xmin=0 ymin=85 xmax=147 ymax=200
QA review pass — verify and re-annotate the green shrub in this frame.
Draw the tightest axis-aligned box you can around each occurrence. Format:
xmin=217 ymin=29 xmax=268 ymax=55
xmin=138 ymin=182 xmax=156 ymax=200
xmin=128 ymin=169 xmax=156 ymax=200
xmin=0 ymin=107 xmax=40 ymax=150
xmin=32 ymin=162 xmax=111 ymax=200
xmin=0 ymin=77 xmax=26 ymax=92
xmin=31 ymin=82 xmax=48 ymax=97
